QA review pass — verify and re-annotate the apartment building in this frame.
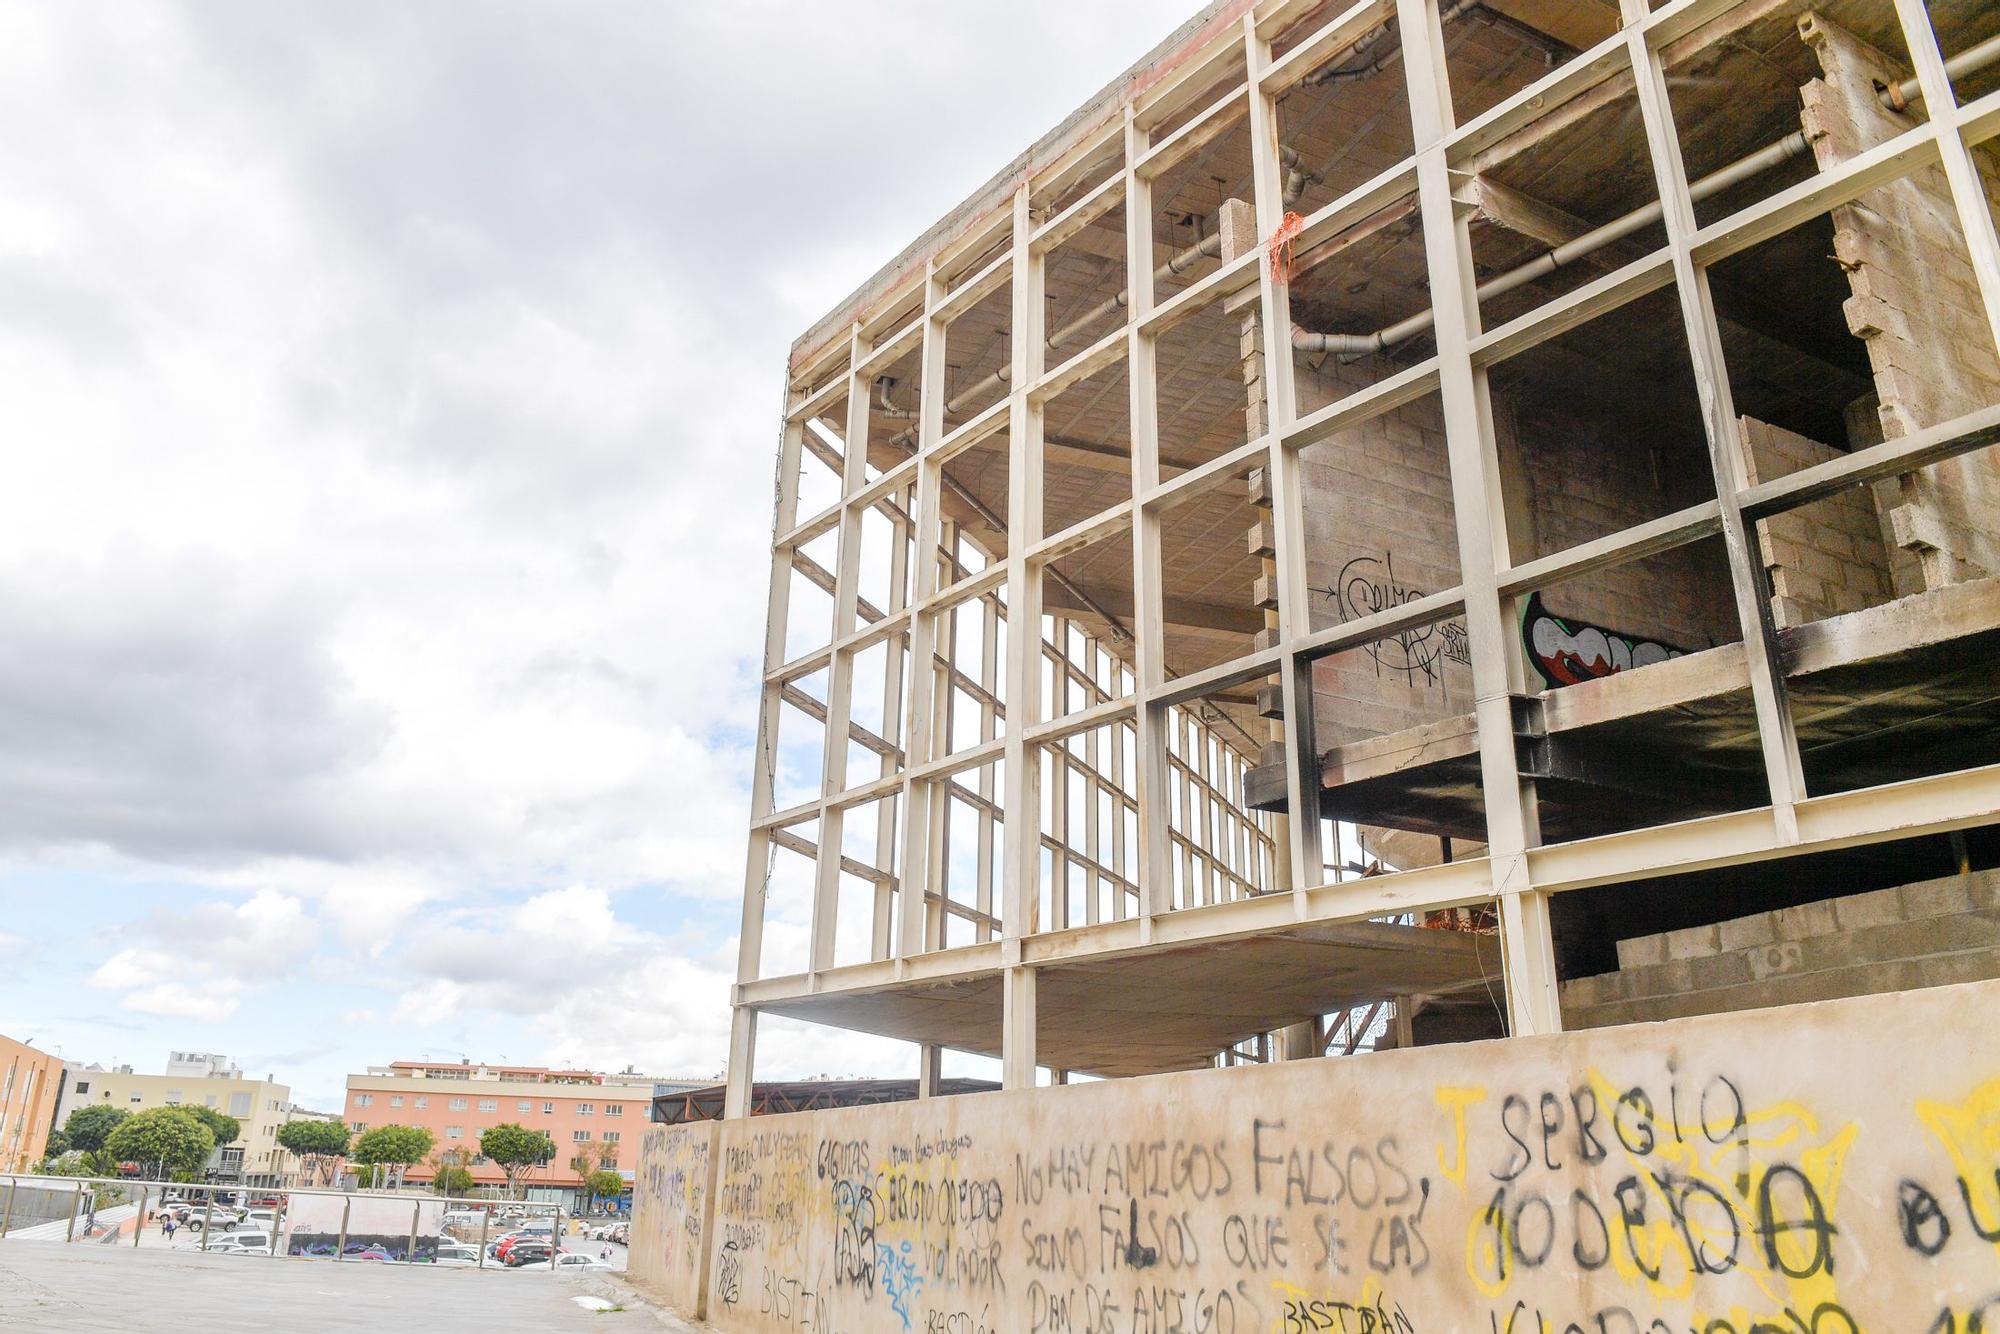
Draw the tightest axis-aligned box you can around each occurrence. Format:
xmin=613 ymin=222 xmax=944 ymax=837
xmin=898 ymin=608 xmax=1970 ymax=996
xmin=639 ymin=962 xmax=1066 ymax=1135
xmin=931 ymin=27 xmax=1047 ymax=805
xmin=0 ymin=1033 xmax=62 ymax=1173
xmin=54 ymin=1053 xmax=296 ymax=1186
xmin=342 ymin=1061 xmax=663 ymax=1198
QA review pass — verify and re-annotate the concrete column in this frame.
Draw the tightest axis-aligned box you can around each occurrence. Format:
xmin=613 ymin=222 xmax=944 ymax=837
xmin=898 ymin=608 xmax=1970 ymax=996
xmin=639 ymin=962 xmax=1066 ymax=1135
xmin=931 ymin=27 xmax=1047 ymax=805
xmin=1002 ymin=965 xmax=1037 ymax=1089
xmin=721 ymin=1007 xmax=757 ymax=1120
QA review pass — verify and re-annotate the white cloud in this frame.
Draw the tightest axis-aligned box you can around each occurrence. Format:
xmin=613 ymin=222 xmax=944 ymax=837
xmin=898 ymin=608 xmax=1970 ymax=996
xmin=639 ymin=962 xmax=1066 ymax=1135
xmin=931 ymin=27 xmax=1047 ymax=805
xmin=0 ymin=0 xmax=1171 ymax=1097
xmin=122 ymin=982 xmax=242 ymax=1023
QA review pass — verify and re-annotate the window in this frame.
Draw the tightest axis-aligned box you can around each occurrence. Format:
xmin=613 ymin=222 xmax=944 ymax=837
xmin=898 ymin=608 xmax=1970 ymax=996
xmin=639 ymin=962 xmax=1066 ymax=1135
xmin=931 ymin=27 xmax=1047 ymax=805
xmin=605 ymin=1104 xmax=624 ymax=1117
xmin=542 ymin=1102 xmax=554 ymax=1115
xmin=354 ymin=1094 xmax=373 ymax=1107
xmin=446 ymin=1126 xmax=464 ymax=1140
xmin=448 ymin=1097 xmax=467 ymax=1111
xmin=602 ymin=1131 xmax=620 ymax=1145
xmin=229 ymin=1093 xmax=251 ymax=1118
xmin=414 ymin=1097 xmax=428 ymax=1110
xmin=390 ymin=1095 xmax=403 ymax=1108
xmin=165 ymin=1090 xmax=183 ymax=1105
xmin=576 ymin=1103 xmax=593 ymax=1116
xmin=572 ymin=1130 xmax=589 ymax=1143
xmin=129 ymin=1095 xmax=141 ymax=1103
xmin=204 ymin=1095 xmax=217 ymax=1107
xmin=73 ymin=1082 xmax=89 ymax=1095
xmin=350 ymin=1122 xmax=366 ymax=1133
xmin=517 ymin=1100 xmax=532 ymax=1113
xmin=478 ymin=1099 xmax=497 ymax=1112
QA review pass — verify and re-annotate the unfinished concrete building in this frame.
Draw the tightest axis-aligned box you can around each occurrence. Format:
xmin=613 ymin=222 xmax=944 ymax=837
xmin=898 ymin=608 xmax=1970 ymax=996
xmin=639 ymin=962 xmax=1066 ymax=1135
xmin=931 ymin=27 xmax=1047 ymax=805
xmin=729 ymin=0 xmax=2000 ymax=1089
xmin=624 ymin=0 xmax=2000 ymax=1328
xmin=623 ymin=1 xmax=2000 ymax=1327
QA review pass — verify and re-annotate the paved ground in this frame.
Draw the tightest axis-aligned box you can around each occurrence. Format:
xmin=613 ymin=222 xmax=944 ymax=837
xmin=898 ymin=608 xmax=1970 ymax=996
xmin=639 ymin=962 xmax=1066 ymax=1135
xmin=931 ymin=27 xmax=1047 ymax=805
xmin=0 ymin=1239 xmax=694 ymax=1332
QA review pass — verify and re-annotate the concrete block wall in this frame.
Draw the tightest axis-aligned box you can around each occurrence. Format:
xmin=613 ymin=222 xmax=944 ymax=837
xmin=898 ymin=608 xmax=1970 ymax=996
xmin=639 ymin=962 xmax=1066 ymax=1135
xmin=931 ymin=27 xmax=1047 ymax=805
xmin=1562 ymin=867 xmax=2000 ymax=1029
xmin=1291 ymin=355 xmax=1741 ymax=759
xmin=1801 ymin=14 xmax=2000 ymax=590
xmin=1737 ymin=414 xmax=1896 ymax=626
xmin=629 ymin=979 xmax=2000 ymax=1331
xmin=1494 ymin=391 xmax=1738 ymax=655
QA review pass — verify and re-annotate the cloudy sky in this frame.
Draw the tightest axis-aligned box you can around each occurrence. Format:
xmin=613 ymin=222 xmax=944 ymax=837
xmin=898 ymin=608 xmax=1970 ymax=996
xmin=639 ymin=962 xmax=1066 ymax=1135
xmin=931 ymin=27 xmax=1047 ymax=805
xmin=0 ymin=0 xmax=1171 ymax=1111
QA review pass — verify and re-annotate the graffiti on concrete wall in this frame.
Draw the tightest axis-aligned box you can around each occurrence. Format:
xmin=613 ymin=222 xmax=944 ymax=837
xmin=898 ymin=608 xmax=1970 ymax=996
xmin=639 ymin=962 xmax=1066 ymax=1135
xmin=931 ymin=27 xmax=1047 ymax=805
xmin=1523 ymin=593 xmax=1685 ymax=688
xmin=1318 ymin=552 xmax=1471 ymax=688
xmin=629 ymin=1123 xmax=714 ymax=1310
xmin=628 ymin=981 xmax=2000 ymax=1332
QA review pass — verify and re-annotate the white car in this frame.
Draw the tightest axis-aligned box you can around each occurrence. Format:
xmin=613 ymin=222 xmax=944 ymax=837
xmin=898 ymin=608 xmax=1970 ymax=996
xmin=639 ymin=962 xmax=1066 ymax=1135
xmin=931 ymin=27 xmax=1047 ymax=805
xmin=232 ymin=1210 xmax=278 ymax=1232
xmin=513 ymin=1252 xmax=614 ymax=1272
xmin=433 ymin=1244 xmax=482 ymax=1267
xmin=206 ymin=1230 xmax=276 ymax=1256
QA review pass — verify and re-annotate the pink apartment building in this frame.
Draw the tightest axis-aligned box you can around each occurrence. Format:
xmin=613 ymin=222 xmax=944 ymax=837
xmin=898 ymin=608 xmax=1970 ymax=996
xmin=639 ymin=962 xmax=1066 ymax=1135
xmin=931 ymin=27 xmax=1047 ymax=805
xmin=342 ymin=1060 xmax=661 ymax=1199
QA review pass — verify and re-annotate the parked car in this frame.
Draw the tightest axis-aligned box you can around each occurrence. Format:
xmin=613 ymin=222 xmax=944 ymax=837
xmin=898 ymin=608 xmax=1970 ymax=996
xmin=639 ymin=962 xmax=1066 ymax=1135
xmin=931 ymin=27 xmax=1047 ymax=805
xmin=494 ymin=1233 xmax=538 ymax=1263
xmin=433 ymin=1243 xmax=482 ymax=1267
xmin=502 ymin=1242 xmax=560 ymax=1267
xmin=206 ymin=1230 xmax=275 ymax=1256
xmin=514 ymin=1251 xmax=613 ymax=1272
xmin=610 ymin=1223 xmax=628 ymax=1246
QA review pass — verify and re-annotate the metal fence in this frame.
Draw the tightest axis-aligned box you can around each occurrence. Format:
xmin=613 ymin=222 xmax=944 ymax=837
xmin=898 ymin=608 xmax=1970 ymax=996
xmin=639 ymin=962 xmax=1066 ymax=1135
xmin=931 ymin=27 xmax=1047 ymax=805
xmin=0 ymin=1173 xmax=569 ymax=1274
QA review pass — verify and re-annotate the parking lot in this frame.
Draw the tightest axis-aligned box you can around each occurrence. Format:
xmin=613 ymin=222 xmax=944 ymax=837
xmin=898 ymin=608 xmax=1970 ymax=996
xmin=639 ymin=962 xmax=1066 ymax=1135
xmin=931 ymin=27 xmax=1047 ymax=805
xmin=0 ymin=1241 xmax=688 ymax=1332
xmin=123 ymin=1200 xmax=632 ymax=1272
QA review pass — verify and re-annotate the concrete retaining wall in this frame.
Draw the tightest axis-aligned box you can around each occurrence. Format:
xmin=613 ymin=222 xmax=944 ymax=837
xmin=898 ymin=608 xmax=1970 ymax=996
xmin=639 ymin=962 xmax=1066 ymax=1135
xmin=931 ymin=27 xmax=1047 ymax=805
xmin=626 ymin=1122 xmax=715 ymax=1313
xmin=628 ymin=978 xmax=2000 ymax=1330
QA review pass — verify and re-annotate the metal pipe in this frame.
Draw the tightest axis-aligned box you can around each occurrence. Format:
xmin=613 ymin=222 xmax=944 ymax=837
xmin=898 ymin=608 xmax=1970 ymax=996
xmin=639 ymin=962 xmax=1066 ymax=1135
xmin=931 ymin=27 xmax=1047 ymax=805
xmin=199 ymin=1189 xmax=213 ymax=1251
xmin=1294 ymin=21 xmax=2000 ymax=358
xmin=1290 ymin=129 xmax=1815 ymax=358
xmin=1306 ymin=21 xmax=1399 ymax=85
xmin=3 ymin=1176 xmax=16 ymax=1238
xmin=1881 ymin=29 xmax=2000 ymax=111
xmin=66 ymin=1181 xmax=82 ymax=1243
xmin=134 ymin=1187 xmax=148 ymax=1248
xmin=1279 ymin=146 xmax=1315 ymax=209
xmin=1304 ymin=3 xmax=1567 ymax=89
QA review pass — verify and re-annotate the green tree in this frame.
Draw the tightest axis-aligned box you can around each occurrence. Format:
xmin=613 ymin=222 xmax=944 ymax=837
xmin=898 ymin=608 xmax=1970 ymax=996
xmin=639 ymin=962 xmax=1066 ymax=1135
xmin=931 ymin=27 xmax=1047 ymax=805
xmin=276 ymin=1119 xmax=350 ymax=1186
xmin=181 ymin=1106 xmax=241 ymax=1148
xmin=104 ymin=1108 xmax=214 ymax=1180
xmin=43 ymin=1126 xmax=71 ymax=1159
xmin=570 ymin=1138 xmax=614 ymax=1185
xmin=478 ymin=1122 xmax=554 ymax=1199
xmin=433 ymin=1165 xmax=476 ymax=1195
xmin=351 ymin=1125 xmax=435 ymax=1187
xmin=62 ymin=1105 xmax=129 ymax=1154
xmin=585 ymin=1169 xmax=624 ymax=1205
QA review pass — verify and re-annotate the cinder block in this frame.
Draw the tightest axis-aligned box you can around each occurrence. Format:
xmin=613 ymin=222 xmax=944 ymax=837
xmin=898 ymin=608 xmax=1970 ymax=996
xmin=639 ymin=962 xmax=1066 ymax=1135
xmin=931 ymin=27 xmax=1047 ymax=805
xmin=1688 ymin=950 xmax=1754 ymax=992
xmin=1916 ymin=949 xmax=2000 ymax=989
xmin=1775 ymin=898 xmax=1840 ymax=940
xmin=1664 ymin=923 xmax=1719 ymax=962
xmin=1746 ymin=941 xmax=1805 ymax=981
xmin=1833 ymin=886 xmax=1906 ymax=932
xmin=1900 ymin=874 xmax=1976 ymax=921
xmin=1615 ymin=933 xmax=1667 ymax=970
xmin=1717 ymin=911 xmax=1778 ymax=953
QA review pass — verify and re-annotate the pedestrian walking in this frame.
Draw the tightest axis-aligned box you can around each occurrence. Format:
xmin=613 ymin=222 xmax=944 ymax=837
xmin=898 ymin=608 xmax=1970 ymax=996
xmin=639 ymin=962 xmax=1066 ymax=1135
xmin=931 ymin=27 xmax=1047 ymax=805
xmin=163 ymin=1218 xmax=177 ymax=1243
xmin=600 ymin=1244 xmax=611 ymax=1261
